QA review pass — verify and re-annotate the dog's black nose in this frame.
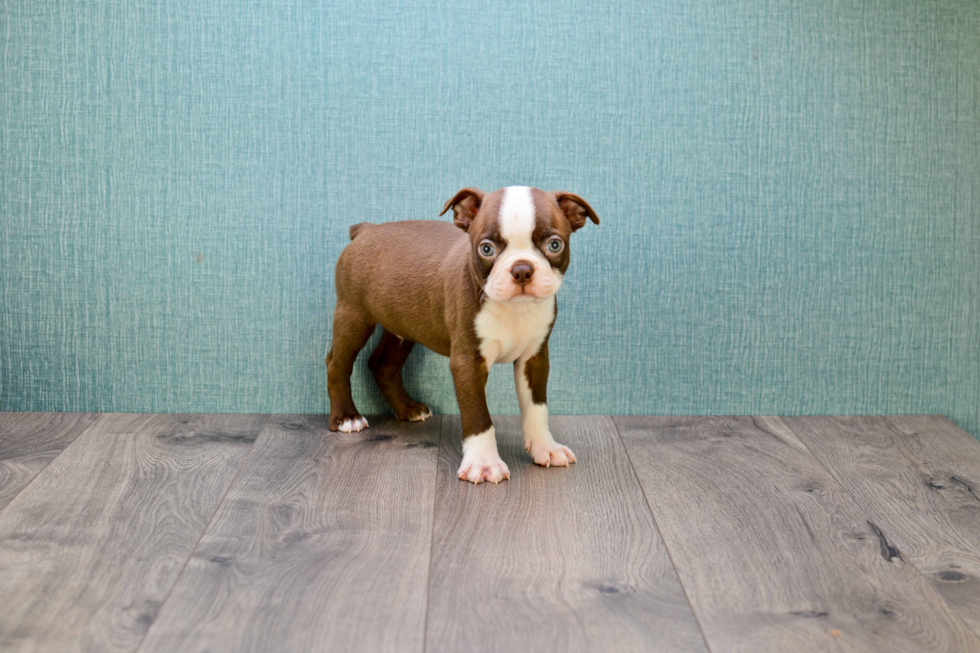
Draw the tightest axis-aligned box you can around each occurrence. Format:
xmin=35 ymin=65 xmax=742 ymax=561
xmin=511 ymin=261 xmax=534 ymax=286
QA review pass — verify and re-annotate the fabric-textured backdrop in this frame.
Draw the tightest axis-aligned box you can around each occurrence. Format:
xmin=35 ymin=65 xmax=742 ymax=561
xmin=2 ymin=0 xmax=978 ymax=436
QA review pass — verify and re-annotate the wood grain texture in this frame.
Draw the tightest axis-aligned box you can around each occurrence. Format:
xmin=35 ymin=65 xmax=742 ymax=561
xmin=0 ymin=413 xmax=265 ymax=653
xmin=139 ymin=415 xmax=441 ymax=653
xmin=0 ymin=412 xmax=100 ymax=510
xmin=426 ymin=415 xmax=707 ymax=653
xmin=781 ymin=415 xmax=980 ymax=637
xmin=615 ymin=416 xmax=980 ymax=653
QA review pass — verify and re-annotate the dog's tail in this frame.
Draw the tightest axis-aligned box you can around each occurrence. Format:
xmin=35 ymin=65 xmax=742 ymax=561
xmin=349 ymin=222 xmax=374 ymax=241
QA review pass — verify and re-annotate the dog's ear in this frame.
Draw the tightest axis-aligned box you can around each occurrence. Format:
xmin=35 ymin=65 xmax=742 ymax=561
xmin=551 ymin=191 xmax=600 ymax=232
xmin=439 ymin=188 xmax=485 ymax=232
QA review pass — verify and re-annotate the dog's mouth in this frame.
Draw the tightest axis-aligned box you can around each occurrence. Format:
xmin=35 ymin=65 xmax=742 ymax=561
xmin=500 ymin=283 xmax=557 ymax=303
xmin=482 ymin=266 xmax=562 ymax=303
xmin=482 ymin=284 xmax=549 ymax=303
xmin=507 ymin=293 xmax=544 ymax=303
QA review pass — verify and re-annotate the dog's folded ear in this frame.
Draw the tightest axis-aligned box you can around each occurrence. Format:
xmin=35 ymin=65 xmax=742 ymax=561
xmin=551 ymin=192 xmax=600 ymax=232
xmin=439 ymin=188 xmax=485 ymax=231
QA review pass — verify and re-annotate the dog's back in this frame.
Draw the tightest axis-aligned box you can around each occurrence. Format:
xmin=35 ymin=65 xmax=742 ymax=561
xmin=335 ymin=220 xmax=469 ymax=354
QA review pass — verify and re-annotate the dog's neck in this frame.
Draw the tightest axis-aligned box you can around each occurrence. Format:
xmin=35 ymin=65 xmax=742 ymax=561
xmin=474 ymin=294 xmax=556 ymax=367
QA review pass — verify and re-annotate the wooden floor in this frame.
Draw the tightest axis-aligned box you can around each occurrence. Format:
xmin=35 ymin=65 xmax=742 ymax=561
xmin=1 ymin=414 xmax=979 ymax=652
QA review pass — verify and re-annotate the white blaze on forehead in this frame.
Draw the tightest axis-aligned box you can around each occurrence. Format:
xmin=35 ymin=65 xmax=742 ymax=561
xmin=498 ymin=186 xmax=536 ymax=249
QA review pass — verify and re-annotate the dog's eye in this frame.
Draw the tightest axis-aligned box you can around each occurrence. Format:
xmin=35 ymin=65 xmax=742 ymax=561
xmin=546 ymin=237 xmax=564 ymax=254
xmin=479 ymin=242 xmax=496 ymax=257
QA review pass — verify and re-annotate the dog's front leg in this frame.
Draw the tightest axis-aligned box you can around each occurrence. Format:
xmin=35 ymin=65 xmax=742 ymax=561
xmin=450 ymin=355 xmax=509 ymax=484
xmin=515 ymin=345 xmax=577 ymax=467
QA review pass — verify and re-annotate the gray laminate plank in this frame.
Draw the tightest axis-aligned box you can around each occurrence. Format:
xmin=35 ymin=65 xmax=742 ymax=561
xmin=615 ymin=416 xmax=980 ymax=653
xmin=0 ymin=413 xmax=266 ymax=653
xmin=0 ymin=412 xmax=100 ymax=511
xmin=138 ymin=415 xmax=441 ymax=653
xmin=781 ymin=415 xmax=980 ymax=638
xmin=425 ymin=415 xmax=707 ymax=653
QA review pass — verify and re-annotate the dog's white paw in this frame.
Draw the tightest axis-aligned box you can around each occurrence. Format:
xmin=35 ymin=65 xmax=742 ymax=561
xmin=526 ymin=439 xmax=577 ymax=468
xmin=457 ymin=455 xmax=510 ymax=484
xmin=338 ymin=416 xmax=369 ymax=433
xmin=458 ymin=427 xmax=509 ymax=484
xmin=407 ymin=406 xmax=432 ymax=422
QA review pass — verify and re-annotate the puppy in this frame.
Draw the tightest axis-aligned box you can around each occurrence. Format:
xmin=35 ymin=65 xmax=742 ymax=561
xmin=326 ymin=186 xmax=599 ymax=483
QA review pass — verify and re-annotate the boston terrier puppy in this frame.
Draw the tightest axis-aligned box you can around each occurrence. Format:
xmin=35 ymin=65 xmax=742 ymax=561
xmin=326 ymin=186 xmax=599 ymax=484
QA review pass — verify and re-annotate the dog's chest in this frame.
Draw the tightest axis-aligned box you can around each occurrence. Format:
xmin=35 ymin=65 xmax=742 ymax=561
xmin=474 ymin=297 xmax=555 ymax=365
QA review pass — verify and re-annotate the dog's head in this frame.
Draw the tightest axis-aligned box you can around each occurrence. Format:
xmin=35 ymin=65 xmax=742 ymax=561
xmin=440 ymin=186 xmax=599 ymax=303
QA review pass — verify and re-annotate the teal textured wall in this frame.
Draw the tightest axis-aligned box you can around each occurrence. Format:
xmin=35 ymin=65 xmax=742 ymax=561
xmin=1 ymin=0 xmax=978 ymax=436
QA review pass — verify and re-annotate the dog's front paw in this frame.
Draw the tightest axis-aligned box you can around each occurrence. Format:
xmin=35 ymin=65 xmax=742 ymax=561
xmin=526 ymin=440 xmax=577 ymax=468
xmin=329 ymin=415 xmax=369 ymax=432
xmin=457 ymin=454 xmax=510 ymax=484
xmin=458 ymin=427 xmax=509 ymax=484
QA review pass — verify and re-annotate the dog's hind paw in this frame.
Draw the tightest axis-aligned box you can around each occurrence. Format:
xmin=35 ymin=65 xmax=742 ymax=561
xmin=394 ymin=401 xmax=432 ymax=422
xmin=405 ymin=405 xmax=432 ymax=422
xmin=330 ymin=415 xmax=369 ymax=432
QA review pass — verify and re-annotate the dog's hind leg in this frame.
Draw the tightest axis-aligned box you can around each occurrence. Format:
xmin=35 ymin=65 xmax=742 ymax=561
xmin=326 ymin=303 xmax=375 ymax=432
xmin=368 ymin=329 xmax=432 ymax=422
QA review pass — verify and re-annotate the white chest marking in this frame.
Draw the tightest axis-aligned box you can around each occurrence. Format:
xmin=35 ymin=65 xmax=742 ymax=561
xmin=474 ymin=296 xmax=555 ymax=366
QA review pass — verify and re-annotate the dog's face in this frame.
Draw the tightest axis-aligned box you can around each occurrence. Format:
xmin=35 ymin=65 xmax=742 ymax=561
xmin=440 ymin=186 xmax=599 ymax=303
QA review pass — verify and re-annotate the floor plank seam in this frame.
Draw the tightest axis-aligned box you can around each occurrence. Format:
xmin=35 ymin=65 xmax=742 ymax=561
xmin=609 ymin=416 xmax=716 ymax=653
xmin=0 ymin=412 xmax=104 ymax=519
xmin=774 ymin=417 xmax=980 ymax=643
xmin=420 ymin=415 xmax=445 ymax=653
xmin=132 ymin=413 xmax=271 ymax=653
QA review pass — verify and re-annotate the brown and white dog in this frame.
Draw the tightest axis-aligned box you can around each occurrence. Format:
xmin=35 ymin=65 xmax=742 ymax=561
xmin=326 ymin=186 xmax=599 ymax=484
